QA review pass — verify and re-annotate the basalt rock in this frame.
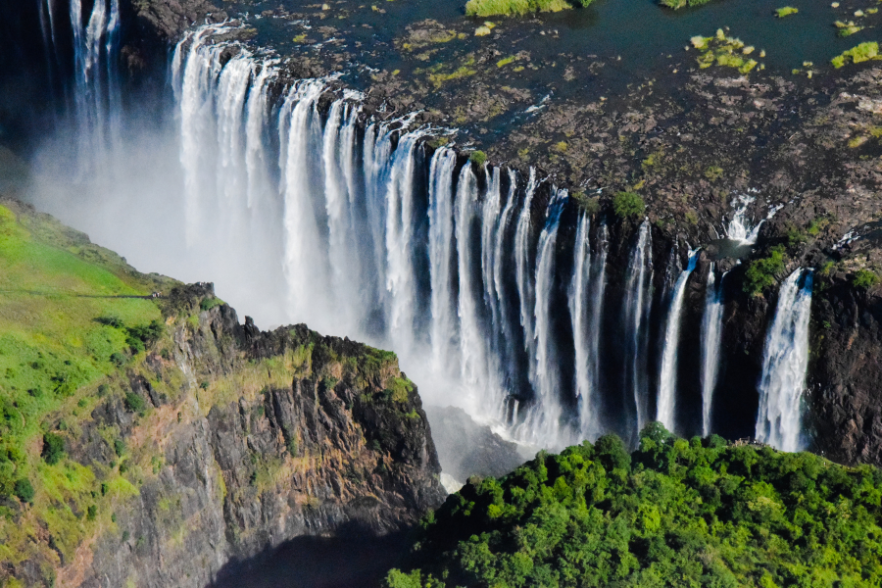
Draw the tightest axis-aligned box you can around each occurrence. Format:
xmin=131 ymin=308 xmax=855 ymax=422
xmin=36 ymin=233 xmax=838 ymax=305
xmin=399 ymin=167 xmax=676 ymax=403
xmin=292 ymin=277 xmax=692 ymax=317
xmin=46 ymin=287 xmax=445 ymax=588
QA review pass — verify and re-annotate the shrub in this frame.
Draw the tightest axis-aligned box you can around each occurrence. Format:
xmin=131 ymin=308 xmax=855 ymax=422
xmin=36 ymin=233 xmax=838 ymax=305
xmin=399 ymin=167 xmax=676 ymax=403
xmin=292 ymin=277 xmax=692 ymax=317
xmin=125 ymin=320 xmax=164 ymax=353
xmin=704 ymin=165 xmax=723 ymax=181
xmin=42 ymin=432 xmax=65 ymax=465
xmin=469 ymin=150 xmax=487 ymax=166
xmin=464 ymin=0 xmax=588 ymax=17
xmin=95 ymin=316 xmax=124 ymax=328
xmin=852 ymin=269 xmax=880 ymax=290
xmin=113 ymin=438 xmax=126 ymax=457
xmin=743 ymin=246 xmax=786 ymax=296
xmin=785 ymin=224 xmax=807 ymax=247
xmin=199 ymin=297 xmax=224 ymax=311
xmin=571 ymin=191 xmax=600 ymax=215
xmin=110 ymin=352 xmax=126 ymax=367
xmin=660 ymin=0 xmax=711 ymax=10
xmin=385 ymin=377 xmax=414 ymax=403
xmin=13 ymin=478 xmax=34 ymax=503
xmin=124 ymin=392 xmax=146 ymax=415
xmin=87 ymin=505 xmax=97 ymax=521
xmin=775 ymin=6 xmax=798 ymax=17
xmin=613 ymin=191 xmax=646 ymax=219
xmin=832 ymin=42 xmax=880 ymax=68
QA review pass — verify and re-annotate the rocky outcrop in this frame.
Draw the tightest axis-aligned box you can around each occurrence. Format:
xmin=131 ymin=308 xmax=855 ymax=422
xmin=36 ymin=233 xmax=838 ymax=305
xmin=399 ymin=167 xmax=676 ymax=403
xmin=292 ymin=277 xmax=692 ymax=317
xmin=131 ymin=0 xmax=226 ymax=41
xmin=40 ymin=284 xmax=446 ymax=588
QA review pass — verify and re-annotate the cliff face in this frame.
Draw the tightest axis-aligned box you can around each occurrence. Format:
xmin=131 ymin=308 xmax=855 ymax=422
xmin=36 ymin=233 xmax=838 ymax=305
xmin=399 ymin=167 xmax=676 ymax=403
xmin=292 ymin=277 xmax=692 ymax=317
xmin=811 ymin=281 xmax=882 ymax=466
xmin=66 ymin=296 xmax=444 ymax=588
xmin=0 ymin=200 xmax=445 ymax=588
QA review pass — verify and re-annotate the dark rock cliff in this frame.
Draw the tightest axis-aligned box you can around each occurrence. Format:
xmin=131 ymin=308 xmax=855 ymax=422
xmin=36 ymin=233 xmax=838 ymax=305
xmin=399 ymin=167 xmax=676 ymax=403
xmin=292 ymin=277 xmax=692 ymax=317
xmin=46 ymin=285 xmax=446 ymax=588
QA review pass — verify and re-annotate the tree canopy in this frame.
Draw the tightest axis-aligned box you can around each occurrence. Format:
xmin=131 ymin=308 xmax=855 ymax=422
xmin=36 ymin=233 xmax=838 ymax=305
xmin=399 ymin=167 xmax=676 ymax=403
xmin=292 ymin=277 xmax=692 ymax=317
xmin=386 ymin=423 xmax=882 ymax=587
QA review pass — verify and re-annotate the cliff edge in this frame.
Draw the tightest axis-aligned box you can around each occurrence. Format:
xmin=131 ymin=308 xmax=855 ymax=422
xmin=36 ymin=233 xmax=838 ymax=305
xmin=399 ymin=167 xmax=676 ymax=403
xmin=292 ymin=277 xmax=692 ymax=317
xmin=0 ymin=198 xmax=446 ymax=588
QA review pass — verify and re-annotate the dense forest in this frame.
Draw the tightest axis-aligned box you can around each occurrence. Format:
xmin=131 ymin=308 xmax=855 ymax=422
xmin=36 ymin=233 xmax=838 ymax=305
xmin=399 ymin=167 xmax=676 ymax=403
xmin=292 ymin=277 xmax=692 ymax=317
xmin=386 ymin=424 xmax=882 ymax=587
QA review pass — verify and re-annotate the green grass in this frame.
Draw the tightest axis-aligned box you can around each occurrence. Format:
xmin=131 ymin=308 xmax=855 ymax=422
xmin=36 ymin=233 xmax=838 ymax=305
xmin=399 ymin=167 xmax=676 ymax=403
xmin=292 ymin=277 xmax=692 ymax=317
xmin=691 ymin=31 xmax=760 ymax=74
xmin=0 ymin=199 xmax=176 ymax=576
xmin=660 ymin=0 xmax=712 ymax=9
xmin=775 ymin=6 xmax=798 ymax=17
xmin=464 ymin=0 xmax=588 ymax=18
xmin=832 ymin=42 xmax=880 ymax=68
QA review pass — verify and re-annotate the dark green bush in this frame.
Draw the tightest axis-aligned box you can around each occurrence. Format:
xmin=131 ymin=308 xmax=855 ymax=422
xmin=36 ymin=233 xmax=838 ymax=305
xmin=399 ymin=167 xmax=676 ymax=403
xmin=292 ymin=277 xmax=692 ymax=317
xmin=613 ymin=191 xmax=646 ymax=219
xmin=13 ymin=478 xmax=34 ymax=503
xmin=87 ymin=505 xmax=97 ymax=521
xmin=42 ymin=432 xmax=65 ymax=465
xmin=110 ymin=352 xmax=126 ymax=367
xmin=95 ymin=316 xmax=124 ymax=328
xmin=124 ymin=392 xmax=146 ymax=415
xmin=113 ymin=438 xmax=126 ymax=457
xmin=125 ymin=320 xmax=164 ymax=353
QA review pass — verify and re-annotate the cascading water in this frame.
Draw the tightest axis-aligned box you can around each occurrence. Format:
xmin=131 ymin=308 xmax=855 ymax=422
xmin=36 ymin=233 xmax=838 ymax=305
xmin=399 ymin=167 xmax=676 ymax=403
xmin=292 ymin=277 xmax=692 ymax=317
xmin=428 ymin=148 xmax=459 ymax=375
xmin=568 ymin=214 xmax=609 ymax=439
xmin=726 ymin=194 xmax=762 ymax=244
xmin=522 ymin=189 xmax=569 ymax=444
xmin=568 ymin=212 xmax=595 ymax=437
xmin=515 ymin=169 xmax=540 ymax=393
xmin=622 ymin=220 xmax=652 ymax=435
xmin=657 ymin=249 xmax=699 ymax=433
xmin=31 ymin=21 xmax=824 ymax=454
xmin=700 ymin=265 xmax=726 ymax=437
xmin=756 ymin=269 xmax=814 ymax=452
xmin=455 ymin=163 xmax=493 ymax=403
xmin=71 ymin=0 xmax=122 ymax=162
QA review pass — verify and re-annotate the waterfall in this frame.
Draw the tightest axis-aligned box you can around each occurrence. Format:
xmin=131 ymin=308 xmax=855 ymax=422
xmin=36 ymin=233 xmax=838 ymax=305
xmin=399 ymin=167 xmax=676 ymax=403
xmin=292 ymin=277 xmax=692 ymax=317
xmin=622 ymin=220 xmax=652 ymax=435
xmin=726 ymin=194 xmax=760 ymax=244
xmin=657 ymin=249 xmax=699 ymax=433
xmin=479 ymin=167 xmax=505 ymax=413
xmin=756 ymin=269 xmax=814 ymax=452
xmin=281 ymin=79 xmax=332 ymax=327
xmin=455 ymin=163 xmax=491 ymax=398
xmin=42 ymin=22 xmax=810 ymax=451
xmin=568 ymin=214 xmax=609 ymax=440
xmin=568 ymin=212 xmax=595 ymax=437
xmin=428 ymin=148 xmax=459 ymax=375
xmin=492 ymin=169 xmax=521 ymax=404
xmin=515 ymin=169 xmax=539 ymax=389
xmin=523 ymin=189 xmax=569 ymax=444
xmin=700 ymin=265 xmax=726 ymax=437
xmin=64 ymin=0 xmax=122 ymax=163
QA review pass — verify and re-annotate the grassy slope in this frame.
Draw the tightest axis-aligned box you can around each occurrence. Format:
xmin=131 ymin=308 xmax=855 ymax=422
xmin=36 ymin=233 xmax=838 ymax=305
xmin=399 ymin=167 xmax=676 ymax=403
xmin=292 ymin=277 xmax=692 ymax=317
xmin=0 ymin=198 xmax=431 ymax=588
xmin=0 ymin=199 xmax=176 ymax=581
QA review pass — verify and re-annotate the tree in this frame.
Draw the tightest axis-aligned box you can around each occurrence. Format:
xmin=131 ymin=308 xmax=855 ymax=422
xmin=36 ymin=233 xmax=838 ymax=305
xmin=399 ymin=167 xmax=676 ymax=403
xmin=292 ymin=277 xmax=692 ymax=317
xmin=42 ymin=432 xmax=65 ymax=465
xmin=613 ymin=191 xmax=645 ymax=219
xmin=13 ymin=478 xmax=34 ymax=503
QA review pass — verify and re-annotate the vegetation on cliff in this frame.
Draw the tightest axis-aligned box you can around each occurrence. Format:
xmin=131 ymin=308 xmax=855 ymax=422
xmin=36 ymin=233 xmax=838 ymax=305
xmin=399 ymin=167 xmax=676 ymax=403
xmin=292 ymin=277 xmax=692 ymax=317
xmin=0 ymin=199 xmax=443 ymax=588
xmin=464 ymin=0 xmax=592 ymax=18
xmin=386 ymin=423 xmax=882 ymax=587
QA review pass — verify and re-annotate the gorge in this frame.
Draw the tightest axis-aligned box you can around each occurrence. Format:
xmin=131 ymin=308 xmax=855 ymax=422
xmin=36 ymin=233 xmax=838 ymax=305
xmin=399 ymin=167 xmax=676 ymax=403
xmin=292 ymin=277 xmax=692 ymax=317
xmin=4 ymin=0 xmax=882 ymax=584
